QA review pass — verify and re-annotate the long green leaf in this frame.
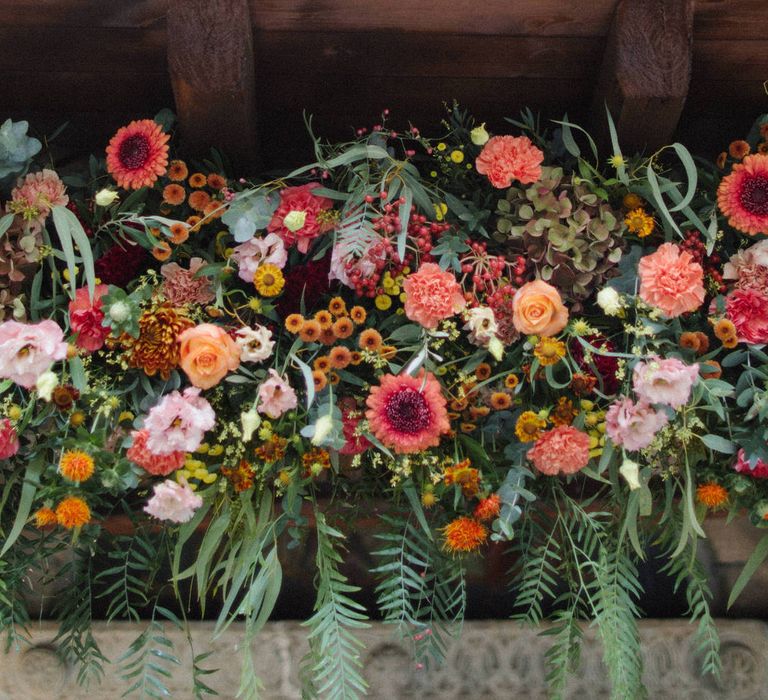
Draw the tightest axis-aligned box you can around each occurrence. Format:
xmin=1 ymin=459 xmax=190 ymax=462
xmin=728 ymin=533 xmax=768 ymax=608
xmin=1 ymin=455 xmax=45 ymax=556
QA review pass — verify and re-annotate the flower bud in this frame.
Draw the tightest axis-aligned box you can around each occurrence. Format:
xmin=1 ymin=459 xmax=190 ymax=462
xmin=95 ymin=188 xmax=120 ymax=207
xmin=470 ymin=123 xmax=490 ymax=146
xmin=619 ymin=456 xmax=641 ymax=491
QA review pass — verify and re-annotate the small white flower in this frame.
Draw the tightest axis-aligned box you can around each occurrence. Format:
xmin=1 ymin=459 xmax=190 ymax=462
xmin=240 ymin=404 xmax=262 ymax=443
xmin=619 ymin=456 xmax=641 ymax=491
xmin=488 ymin=336 xmax=504 ymax=362
xmin=596 ymin=287 xmax=623 ymax=316
xmin=108 ymin=301 xmax=131 ymax=323
xmin=470 ymin=123 xmax=490 ymax=146
xmin=95 ymin=188 xmax=119 ymax=207
xmin=35 ymin=370 xmax=59 ymax=401
xmin=463 ymin=307 xmax=498 ymax=346
xmin=311 ymin=414 xmax=335 ymax=446
xmin=235 ymin=325 xmax=275 ymax=363
xmin=283 ymin=210 xmax=307 ymax=232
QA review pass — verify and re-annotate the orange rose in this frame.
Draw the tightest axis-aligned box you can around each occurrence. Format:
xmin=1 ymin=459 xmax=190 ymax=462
xmin=178 ymin=324 xmax=240 ymax=389
xmin=512 ymin=280 xmax=568 ymax=337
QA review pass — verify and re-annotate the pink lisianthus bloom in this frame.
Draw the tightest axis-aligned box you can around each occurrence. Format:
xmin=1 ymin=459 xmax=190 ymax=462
xmin=8 ymin=169 xmax=68 ymax=233
xmin=0 ymin=419 xmax=20 ymax=459
xmin=143 ymin=387 xmax=215 ymax=455
xmin=257 ymin=369 xmax=297 ymax=418
xmin=527 ymin=425 xmax=591 ymax=476
xmin=637 ymin=243 xmax=705 ymax=318
xmin=605 ymin=397 xmax=668 ymax=451
xmin=725 ymin=288 xmax=768 ymax=344
xmin=0 ymin=319 xmax=68 ymax=388
xmin=126 ymin=429 xmax=185 ymax=476
xmin=403 ymin=262 xmax=466 ymax=329
xmin=632 ymin=356 xmax=699 ymax=409
xmin=475 ymin=135 xmax=544 ymax=188
xmin=231 ymin=233 xmax=287 ymax=283
xmin=267 ymin=184 xmax=334 ymax=254
xmin=68 ymin=284 xmax=110 ymax=352
xmin=160 ymin=258 xmax=215 ymax=306
xmin=733 ymin=449 xmax=768 ymax=479
xmin=144 ymin=478 xmax=202 ymax=524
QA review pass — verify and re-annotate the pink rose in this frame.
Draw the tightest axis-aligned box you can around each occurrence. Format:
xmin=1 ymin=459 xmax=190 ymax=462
xmin=638 ymin=243 xmax=705 ymax=318
xmin=632 ymin=356 xmax=699 ymax=409
xmin=733 ymin=449 xmax=768 ymax=479
xmin=0 ymin=319 xmax=68 ymax=388
xmin=403 ymin=262 xmax=466 ymax=329
xmin=257 ymin=369 xmax=297 ymax=419
xmin=0 ymin=419 xmax=20 ymax=459
xmin=68 ymin=284 xmax=110 ymax=352
xmin=725 ymin=288 xmax=768 ymax=344
xmin=605 ymin=397 xmax=668 ymax=451
xmin=267 ymin=184 xmax=334 ymax=254
xmin=475 ymin=135 xmax=544 ymax=188
xmin=527 ymin=425 xmax=591 ymax=476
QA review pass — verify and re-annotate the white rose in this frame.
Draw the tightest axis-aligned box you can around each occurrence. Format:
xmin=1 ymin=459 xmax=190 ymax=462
xmin=596 ymin=287 xmax=623 ymax=316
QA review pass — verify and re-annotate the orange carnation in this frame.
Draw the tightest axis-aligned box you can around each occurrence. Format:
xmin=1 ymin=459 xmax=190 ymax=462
xmin=178 ymin=323 xmax=241 ymax=389
xmin=512 ymin=280 xmax=568 ymax=337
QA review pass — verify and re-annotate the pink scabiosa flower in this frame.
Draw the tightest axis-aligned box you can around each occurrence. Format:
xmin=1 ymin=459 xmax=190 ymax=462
xmin=717 ymin=154 xmax=768 ymax=236
xmin=475 ymin=135 xmax=544 ymax=188
xmin=632 ymin=356 xmax=699 ymax=409
xmin=725 ymin=288 xmax=768 ymax=344
xmin=126 ymin=429 xmax=185 ymax=476
xmin=8 ymin=169 xmax=68 ymax=233
xmin=365 ymin=370 xmax=449 ymax=454
xmin=0 ymin=319 xmax=68 ymax=388
xmin=267 ymin=183 xmax=334 ymax=254
xmin=160 ymin=258 xmax=215 ymax=306
xmin=68 ymin=284 xmax=110 ymax=352
xmin=605 ymin=397 xmax=668 ymax=451
xmin=231 ymin=233 xmax=287 ymax=283
xmin=0 ymin=419 xmax=20 ymax=459
xmin=106 ymin=119 xmax=169 ymax=190
xmin=733 ymin=449 xmax=768 ymax=479
xmin=638 ymin=243 xmax=705 ymax=318
xmin=144 ymin=478 xmax=202 ymax=524
xmin=527 ymin=425 xmax=591 ymax=476
xmin=143 ymin=387 xmax=215 ymax=455
xmin=257 ymin=369 xmax=297 ymax=418
xmin=403 ymin=262 xmax=466 ymax=329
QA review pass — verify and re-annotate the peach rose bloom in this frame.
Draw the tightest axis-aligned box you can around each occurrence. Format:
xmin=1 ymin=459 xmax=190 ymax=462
xmin=512 ymin=280 xmax=568 ymax=337
xmin=178 ymin=324 xmax=240 ymax=389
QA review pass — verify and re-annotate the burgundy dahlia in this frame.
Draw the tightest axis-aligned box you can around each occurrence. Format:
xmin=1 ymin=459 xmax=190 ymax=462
xmin=95 ymin=240 xmax=149 ymax=287
xmin=569 ymin=334 xmax=619 ymax=395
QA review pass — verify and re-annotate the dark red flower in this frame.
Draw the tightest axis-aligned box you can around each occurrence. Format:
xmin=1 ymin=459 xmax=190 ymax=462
xmin=569 ymin=334 xmax=619 ymax=395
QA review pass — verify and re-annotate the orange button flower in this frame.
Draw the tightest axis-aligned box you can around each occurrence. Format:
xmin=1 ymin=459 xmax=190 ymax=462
xmin=512 ymin=280 xmax=568 ymax=337
xmin=178 ymin=324 xmax=241 ymax=390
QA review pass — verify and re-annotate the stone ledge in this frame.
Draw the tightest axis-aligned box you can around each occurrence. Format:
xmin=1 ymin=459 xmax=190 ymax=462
xmin=1 ymin=620 xmax=766 ymax=699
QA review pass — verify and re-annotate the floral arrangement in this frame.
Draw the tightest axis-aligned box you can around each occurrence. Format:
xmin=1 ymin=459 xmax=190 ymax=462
xmin=0 ymin=105 xmax=767 ymax=700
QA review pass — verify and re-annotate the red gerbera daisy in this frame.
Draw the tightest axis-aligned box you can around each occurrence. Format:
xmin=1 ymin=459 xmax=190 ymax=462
xmin=106 ymin=119 xmax=170 ymax=190
xmin=717 ymin=154 xmax=768 ymax=236
xmin=365 ymin=370 xmax=449 ymax=454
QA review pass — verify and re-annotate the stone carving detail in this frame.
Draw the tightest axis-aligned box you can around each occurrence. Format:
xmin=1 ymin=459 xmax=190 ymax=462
xmin=0 ymin=620 xmax=766 ymax=699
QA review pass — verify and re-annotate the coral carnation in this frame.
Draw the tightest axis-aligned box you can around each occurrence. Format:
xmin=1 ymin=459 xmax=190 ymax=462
xmin=161 ymin=258 xmax=215 ymax=306
xmin=717 ymin=154 xmax=768 ymax=235
xmin=403 ymin=262 xmax=466 ymax=329
xmin=475 ymin=135 xmax=544 ymax=188
xmin=725 ymin=288 xmax=768 ymax=344
xmin=638 ymin=243 xmax=705 ymax=318
xmin=9 ymin=169 xmax=68 ymax=233
xmin=126 ymin=429 xmax=185 ymax=476
xmin=442 ymin=517 xmax=487 ymax=553
xmin=106 ymin=119 xmax=169 ymax=190
xmin=474 ymin=494 xmax=502 ymax=521
xmin=527 ymin=425 xmax=591 ymax=476
xmin=733 ymin=449 xmax=768 ymax=479
xmin=365 ymin=371 xmax=449 ymax=454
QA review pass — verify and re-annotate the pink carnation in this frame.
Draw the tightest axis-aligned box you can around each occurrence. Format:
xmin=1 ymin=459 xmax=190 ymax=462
xmin=403 ymin=262 xmax=466 ymax=329
xmin=0 ymin=319 xmax=68 ymax=388
xmin=723 ymin=239 xmax=768 ymax=293
xmin=257 ymin=369 xmax=297 ymax=419
xmin=733 ymin=449 xmax=768 ymax=479
xmin=267 ymin=184 xmax=334 ymax=254
xmin=0 ymin=419 xmax=20 ymax=459
xmin=68 ymin=284 xmax=110 ymax=352
xmin=605 ymin=397 xmax=668 ymax=451
xmin=231 ymin=233 xmax=287 ymax=283
xmin=143 ymin=387 xmax=215 ymax=455
xmin=725 ymin=288 xmax=768 ymax=344
xmin=638 ymin=243 xmax=705 ymax=318
xmin=126 ymin=429 xmax=185 ymax=476
xmin=160 ymin=258 xmax=215 ymax=306
xmin=632 ymin=356 xmax=699 ymax=409
xmin=527 ymin=425 xmax=591 ymax=476
xmin=144 ymin=479 xmax=202 ymax=524
xmin=9 ymin=169 xmax=68 ymax=233
xmin=475 ymin=135 xmax=544 ymax=188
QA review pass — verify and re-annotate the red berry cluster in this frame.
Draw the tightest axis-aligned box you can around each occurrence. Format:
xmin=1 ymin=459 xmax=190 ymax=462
xmin=681 ymin=231 xmax=725 ymax=293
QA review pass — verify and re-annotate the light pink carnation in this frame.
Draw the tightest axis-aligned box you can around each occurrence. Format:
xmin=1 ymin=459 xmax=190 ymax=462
xmin=257 ymin=369 xmax=297 ymax=419
xmin=725 ymin=288 xmax=768 ymax=344
xmin=231 ymin=233 xmax=287 ymax=283
xmin=143 ymin=387 xmax=215 ymax=455
xmin=403 ymin=262 xmax=466 ymax=329
xmin=144 ymin=479 xmax=202 ymax=524
xmin=527 ymin=425 xmax=591 ymax=476
xmin=68 ymin=284 xmax=110 ymax=352
xmin=267 ymin=184 xmax=334 ymax=254
xmin=0 ymin=419 xmax=20 ymax=459
xmin=475 ymin=135 xmax=544 ymax=188
xmin=733 ymin=449 xmax=768 ymax=479
xmin=161 ymin=258 xmax=215 ymax=306
xmin=126 ymin=429 xmax=185 ymax=476
xmin=0 ymin=319 xmax=68 ymax=388
xmin=723 ymin=240 xmax=768 ymax=293
xmin=605 ymin=397 xmax=668 ymax=451
xmin=638 ymin=243 xmax=705 ymax=318
xmin=9 ymin=169 xmax=68 ymax=233
xmin=632 ymin=356 xmax=699 ymax=409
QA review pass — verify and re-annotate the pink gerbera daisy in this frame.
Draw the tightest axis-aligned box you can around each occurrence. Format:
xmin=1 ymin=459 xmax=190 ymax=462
xmin=717 ymin=154 xmax=768 ymax=236
xmin=365 ymin=371 xmax=449 ymax=454
xmin=106 ymin=119 xmax=170 ymax=190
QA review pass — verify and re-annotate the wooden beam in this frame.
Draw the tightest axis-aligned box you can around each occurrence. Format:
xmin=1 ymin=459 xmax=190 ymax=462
xmin=167 ymin=0 xmax=258 ymax=170
xmin=591 ymin=0 xmax=694 ymax=153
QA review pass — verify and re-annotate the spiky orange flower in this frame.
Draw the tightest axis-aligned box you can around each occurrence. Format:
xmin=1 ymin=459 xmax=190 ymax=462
xmin=34 ymin=507 xmax=57 ymax=528
xmin=474 ymin=494 xmax=501 ymax=521
xmin=59 ymin=450 xmax=95 ymax=483
xmin=221 ymin=459 xmax=256 ymax=493
xmin=106 ymin=119 xmax=169 ymax=190
xmin=442 ymin=517 xmax=487 ymax=553
xmin=55 ymin=496 xmax=91 ymax=529
xmin=696 ymin=482 xmax=729 ymax=509
xmin=444 ymin=459 xmax=480 ymax=497
xmin=125 ymin=304 xmax=194 ymax=379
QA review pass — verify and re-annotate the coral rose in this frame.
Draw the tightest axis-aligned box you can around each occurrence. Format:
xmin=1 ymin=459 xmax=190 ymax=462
xmin=475 ymin=135 xmax=544 ymax=188
xmin=178 ymin=324 xmax=240 ymax=389
xmin=512 ymin=280 xmax=568 ymax=337
xmin=638 ymin=243 xmax=705 ymax=318
xmin=403 ymin=262 xmax=466 ymax=329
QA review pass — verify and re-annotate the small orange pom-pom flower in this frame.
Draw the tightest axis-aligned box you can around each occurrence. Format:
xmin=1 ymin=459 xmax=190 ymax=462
xmin=474 ymin=494 xmax=502 ymax=521
xmin=696 ymin=482 xmax=729 ymax=509
xmin=285 ymin=314 xmax=305 ymax=334
xmin=34 ymin=507 xmax=57 ymax=528
xmin=359 ymin=329 xmax=383 ymax=351
xmin=55 ymin=496 xmax=91 ymax=529
xmin=332 ymin=317 xmax=354 ymax=339
xmin=442 ymin=517 xmax=487 ymax=553
xmin=59 ymin=450 xmax=95 ymax=483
